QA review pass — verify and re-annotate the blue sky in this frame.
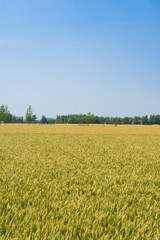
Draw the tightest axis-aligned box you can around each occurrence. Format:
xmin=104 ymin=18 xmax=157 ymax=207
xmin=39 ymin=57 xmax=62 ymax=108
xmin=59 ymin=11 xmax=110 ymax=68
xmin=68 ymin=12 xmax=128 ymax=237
xmin=0 ymin=0 xmax=160 ymax=119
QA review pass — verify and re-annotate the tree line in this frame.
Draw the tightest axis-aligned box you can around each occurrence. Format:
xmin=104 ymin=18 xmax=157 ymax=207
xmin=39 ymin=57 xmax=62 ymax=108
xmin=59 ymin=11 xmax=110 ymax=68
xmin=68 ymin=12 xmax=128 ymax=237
xmin=0 ymin=104 xmax=160 ymax=125
xmin=55 ymin=113 xmax=160 ymax=125
xmin=0 ymin=105 xmax=55 ymax=124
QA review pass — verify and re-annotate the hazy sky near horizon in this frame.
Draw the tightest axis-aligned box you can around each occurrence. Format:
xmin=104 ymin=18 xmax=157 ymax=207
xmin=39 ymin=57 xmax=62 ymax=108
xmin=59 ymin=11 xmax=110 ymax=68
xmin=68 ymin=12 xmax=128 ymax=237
xmin=0 ymin=0 xmax=160 ymax=119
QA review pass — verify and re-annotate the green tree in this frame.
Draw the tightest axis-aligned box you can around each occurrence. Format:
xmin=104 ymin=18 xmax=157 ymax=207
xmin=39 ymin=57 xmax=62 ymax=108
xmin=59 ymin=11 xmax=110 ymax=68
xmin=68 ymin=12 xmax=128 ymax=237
xmin=25 ymin=105 xmax=37 ymax=123
xmin=47 ymin=118 xmax=55 ymax=124
xmin=123 ymin=117 xmax=130 ymax=124
xmin=40 ymin=115 xmax=48 ymax=124
xmin=133 ymin=116 xmax=141 ymax=125
xmin=0 ymin=104 xmax=11 ymax=123
xmin=141 ymin=115 xmax=148 ymax=125
xmin=154 ymin=115 xmax=160 ymax=124
xmin=87 ymin=112 xmax=95 ymax=124
xmin=32 ymin=114 xmax=37 ymax=123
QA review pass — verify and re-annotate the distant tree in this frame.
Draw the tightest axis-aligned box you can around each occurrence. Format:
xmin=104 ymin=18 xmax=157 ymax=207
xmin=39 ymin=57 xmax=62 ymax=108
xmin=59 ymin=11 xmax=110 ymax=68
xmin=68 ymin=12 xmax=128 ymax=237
xmin=0 ymin=104 xmax=11 ymax=123
xmin=154 ymin=115 xmax=160 ymax=124
xmin=133 ymin=116 xmax=141 ymax=125
xmin=47 ymin=118 xmax=55 ymax=124
xmin=123 ymin=117 xmax=130 ymax=124
xmin=11 ymin=115 xmax=17 ymax=123
xmin=32 ymin=114 xmax=37 ymax=123
xmin=68 ymin=115 xmax=78 ymax=124
xmin=149 ymin=115 xmax=154 ymax=124
xmin=105 ymin=117 xmax=110 ymax=124
xmin=26 ymin=105 xmax=32 ymax=123
xmin=99 ymin=116 xmax=105 ymax=124
xmin=25 ymin=105 xmax=37 ymax=123
xmin=87 ymin=112 xmax=95 ymax=124
xmin=117 ymin=117 xmax=122 ymax=124
xmin=141 ymin=115 xmax=148 ymax=125
xmin=110 ymin=117 xmax=116 ymax=124
xmin=11 ymin=115 xmax=24 ymax=123
xmin=17 ymin=117 xmax=24 ymax=123
xmin=40 ymin=115 xmax=48 ymax=124
xmin=94 ymin=116 xmax=101 ymax=124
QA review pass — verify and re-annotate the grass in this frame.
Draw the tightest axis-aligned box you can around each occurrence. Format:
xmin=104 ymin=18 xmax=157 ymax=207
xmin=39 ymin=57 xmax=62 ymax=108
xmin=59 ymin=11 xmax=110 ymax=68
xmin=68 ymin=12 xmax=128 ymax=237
xmin=0 ymin=124 xmax=160 ymax=239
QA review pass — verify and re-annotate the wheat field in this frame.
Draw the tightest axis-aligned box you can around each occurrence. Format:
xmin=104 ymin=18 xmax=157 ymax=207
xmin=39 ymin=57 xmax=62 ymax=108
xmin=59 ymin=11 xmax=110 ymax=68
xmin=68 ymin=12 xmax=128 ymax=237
xmin=0 ymin=124 xmax=160 ymax=239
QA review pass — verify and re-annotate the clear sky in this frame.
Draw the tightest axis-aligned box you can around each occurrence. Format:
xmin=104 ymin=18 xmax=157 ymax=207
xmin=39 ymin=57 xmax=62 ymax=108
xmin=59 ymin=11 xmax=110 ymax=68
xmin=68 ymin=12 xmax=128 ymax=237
xmin=0 ymin=0 xmax=160 ymax=119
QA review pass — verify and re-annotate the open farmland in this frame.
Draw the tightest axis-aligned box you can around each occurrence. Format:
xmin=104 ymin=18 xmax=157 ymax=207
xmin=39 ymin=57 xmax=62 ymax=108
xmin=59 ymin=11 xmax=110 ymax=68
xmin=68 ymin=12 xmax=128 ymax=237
xmin=0 ymin=124 xmax=160 ymax=239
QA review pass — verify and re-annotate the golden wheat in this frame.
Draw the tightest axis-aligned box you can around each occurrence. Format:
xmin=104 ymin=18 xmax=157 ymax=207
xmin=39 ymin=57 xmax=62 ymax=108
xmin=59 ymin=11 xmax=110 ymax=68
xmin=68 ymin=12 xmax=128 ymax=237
xmin=0 ymin=124 xmax=160 ymax=239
